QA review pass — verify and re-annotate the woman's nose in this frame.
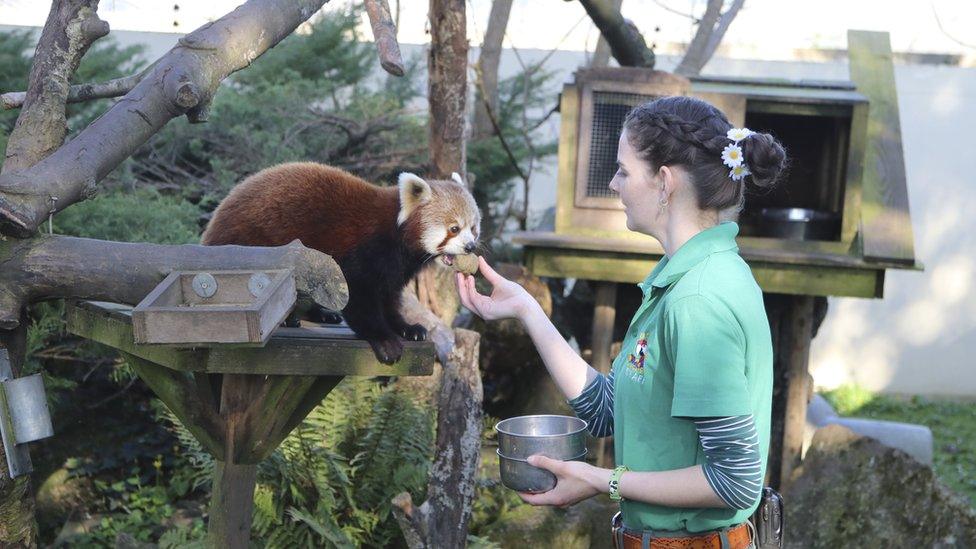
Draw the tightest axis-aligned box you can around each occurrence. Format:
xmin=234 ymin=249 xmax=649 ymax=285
xmin=608 ymin=177 xmax=619 ymax=193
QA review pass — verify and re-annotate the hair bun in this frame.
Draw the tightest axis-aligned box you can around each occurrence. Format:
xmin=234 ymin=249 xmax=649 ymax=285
xmin=740 ymin=132 xmax=786 ymax=188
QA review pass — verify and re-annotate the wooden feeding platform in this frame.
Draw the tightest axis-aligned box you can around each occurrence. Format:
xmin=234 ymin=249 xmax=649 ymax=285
xmin=514 ymin=30 xmax=920 ymax=488
xmin=66 ymin=299 xmax=434 ymax=547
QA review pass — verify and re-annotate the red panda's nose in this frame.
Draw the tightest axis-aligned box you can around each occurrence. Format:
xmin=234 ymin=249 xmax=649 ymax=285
xmin=464 ymin=242 xmax=476 ymax=253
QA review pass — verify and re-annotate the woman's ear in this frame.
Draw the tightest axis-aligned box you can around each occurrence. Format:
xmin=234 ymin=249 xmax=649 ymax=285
xmin=658 ymin=165 xmax=676 ymax=203
xmin=398 ymin=172 xmax=432 ymax=225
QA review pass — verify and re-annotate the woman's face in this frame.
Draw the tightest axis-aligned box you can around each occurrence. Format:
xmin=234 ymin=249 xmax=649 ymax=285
xmin=609 ymin=129 xmax=665 ymax=235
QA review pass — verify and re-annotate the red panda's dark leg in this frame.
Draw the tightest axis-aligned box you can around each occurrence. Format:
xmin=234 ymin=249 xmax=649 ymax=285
xmin=343 ymin=289 xmax=404 ymax=364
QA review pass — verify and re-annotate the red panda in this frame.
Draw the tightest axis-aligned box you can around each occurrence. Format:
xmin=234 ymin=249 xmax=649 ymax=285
xmin=201 ymin=162 xmax=481 ymax=364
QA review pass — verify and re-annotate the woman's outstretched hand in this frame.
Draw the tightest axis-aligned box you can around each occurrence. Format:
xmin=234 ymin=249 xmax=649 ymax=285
xmin=455 ymin=256 xmax=536 ymax=322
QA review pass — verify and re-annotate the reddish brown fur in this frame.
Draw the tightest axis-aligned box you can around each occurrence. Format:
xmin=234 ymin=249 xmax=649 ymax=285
xmin=201 ymin=162 xmax=422 ymax=257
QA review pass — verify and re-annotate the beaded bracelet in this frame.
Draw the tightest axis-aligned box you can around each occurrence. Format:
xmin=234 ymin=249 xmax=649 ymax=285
xmin=609 ymin=465 xmax=629 ymax=502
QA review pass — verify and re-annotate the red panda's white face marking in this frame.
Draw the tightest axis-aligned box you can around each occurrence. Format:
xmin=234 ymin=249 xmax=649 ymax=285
xmin=397 ymin=172 xmax=481 ymax=265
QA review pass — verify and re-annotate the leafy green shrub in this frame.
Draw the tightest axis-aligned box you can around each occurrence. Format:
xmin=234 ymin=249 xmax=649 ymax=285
xmin=53 ymin=187 xmax=202 ymax=244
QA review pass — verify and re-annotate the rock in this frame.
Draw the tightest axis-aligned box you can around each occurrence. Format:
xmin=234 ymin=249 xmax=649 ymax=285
xmin=36 ymin=467 xmax=96 ymax=534
xmin=784 ymin=424 xmax=976 ymax=548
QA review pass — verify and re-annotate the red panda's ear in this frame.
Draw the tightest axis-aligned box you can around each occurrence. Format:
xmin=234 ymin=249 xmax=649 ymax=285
xmin=397 ymin=172 xmax=432 ymax=225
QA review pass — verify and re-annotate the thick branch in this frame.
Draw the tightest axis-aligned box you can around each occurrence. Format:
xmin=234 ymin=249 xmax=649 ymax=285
xmin=0 ymin=237 xmax=347 ymax=330
xmin=590 ymin=0 xmax=623 ymax=68
xmin=0 ymin=62 xmax=156 ymax=111
xmin=3 ymin=0 xmax=108 ymax=174
xmin=0 ymin=0 xmax=330 ymax=238
xmin=578 ymin=0 xmax=655 ymax=68
xmin=364 ymin=0 xmax=405 ymax=76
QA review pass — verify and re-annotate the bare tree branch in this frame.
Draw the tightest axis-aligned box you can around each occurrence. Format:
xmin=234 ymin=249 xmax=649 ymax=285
xmin=577 ymin=0 xmax=655 ymax=68
xmin=703 ymin=0 xmax=744 ymax=61
xmin=472 ymin=0 xmax=513 ymax=140
xmin=364 ymin=0 xmax=405 ymax=76
xmin=674 ymin=0 xmax=745 ymax=76
xmin=0 ymin=237 xmax=347 ymax=330
xmin=1 ymin=61 xmax=158 ymax=111
xmin=0 ymin=0 xmax=332 ymax=238
xmin=3 ymin=0 xmax=109 ymax=174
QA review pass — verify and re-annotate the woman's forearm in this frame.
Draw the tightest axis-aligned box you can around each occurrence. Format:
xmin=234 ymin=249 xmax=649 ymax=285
xmin=584 ymin=465 xmax=727 ymax=508
xmin=519 ymin=298 xmax=599 ymax=400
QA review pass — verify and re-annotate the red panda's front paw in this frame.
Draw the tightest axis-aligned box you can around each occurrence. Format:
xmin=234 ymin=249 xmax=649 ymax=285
xmin=369 ymin=338 xmax=404 ymax=365
xmin=400 ymin=323 xmax=427 ymax=342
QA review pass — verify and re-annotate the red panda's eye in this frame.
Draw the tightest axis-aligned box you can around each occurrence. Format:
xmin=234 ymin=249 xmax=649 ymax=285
xmin=450 ymin=225 xmax=460 ymax=235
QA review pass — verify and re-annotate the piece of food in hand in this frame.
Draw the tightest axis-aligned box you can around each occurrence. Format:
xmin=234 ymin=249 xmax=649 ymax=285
xmin=448 ymin=253 xmax=479 ymax=275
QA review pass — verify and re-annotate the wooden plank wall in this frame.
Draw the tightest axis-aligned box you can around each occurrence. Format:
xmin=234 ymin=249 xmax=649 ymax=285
xmin=848 ymin=30 xmax=916 ymax=264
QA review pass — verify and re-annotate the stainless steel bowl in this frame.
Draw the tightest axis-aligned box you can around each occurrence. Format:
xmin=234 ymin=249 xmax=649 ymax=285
xmin=495 ymin=415 xmax=588 ymax=459
xmin=497 ymin=449 xmax=588 ymax=493
xmin=758 ymin=207 xmax=839 ymax=241
xmin=495 ymin=415 xmax=588 ymax=492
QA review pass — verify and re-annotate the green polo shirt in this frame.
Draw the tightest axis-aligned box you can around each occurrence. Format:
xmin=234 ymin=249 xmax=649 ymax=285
xmin=612 ymin=222 xmax=773 ymax=533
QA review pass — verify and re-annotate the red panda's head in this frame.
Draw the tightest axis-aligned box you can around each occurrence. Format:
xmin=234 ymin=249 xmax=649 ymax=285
xmin=397 ymin=172 xmax=481 ymax=266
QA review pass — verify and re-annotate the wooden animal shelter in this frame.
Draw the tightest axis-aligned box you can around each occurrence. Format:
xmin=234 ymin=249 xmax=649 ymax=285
xmin=513 ymin=30 xmax=920 ymax=487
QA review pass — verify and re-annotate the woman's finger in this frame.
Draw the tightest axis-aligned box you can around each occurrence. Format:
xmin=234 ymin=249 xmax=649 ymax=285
xmin=456 ymin=273 xmax=475 ymax=313
xmin=466 ymin=274 xmax=492 ymax=318
xmin=518 ymin=490 xmax=558 ymax=506
xmin=478 ymin=256 xmax=506 ymax=286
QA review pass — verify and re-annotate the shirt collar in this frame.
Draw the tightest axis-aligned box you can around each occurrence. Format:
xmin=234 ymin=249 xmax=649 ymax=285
xmin=637 ymin=222 xmax=740 ymax=295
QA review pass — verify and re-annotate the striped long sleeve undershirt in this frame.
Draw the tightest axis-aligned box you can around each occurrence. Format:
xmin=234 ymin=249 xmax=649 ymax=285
xmin=566 ymin=374 xmax=763 ymax=510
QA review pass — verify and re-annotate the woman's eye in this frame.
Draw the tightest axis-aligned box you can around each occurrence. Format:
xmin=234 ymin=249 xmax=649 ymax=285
xmin=450 ymin=225 xmax=460 ymax=234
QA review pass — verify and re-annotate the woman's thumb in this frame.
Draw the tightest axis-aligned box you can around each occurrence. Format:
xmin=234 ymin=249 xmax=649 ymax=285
xmin=478 ymin=256 xmax=504 ymax=284
xmin=527 ymin=455 xmax=555 ymax=471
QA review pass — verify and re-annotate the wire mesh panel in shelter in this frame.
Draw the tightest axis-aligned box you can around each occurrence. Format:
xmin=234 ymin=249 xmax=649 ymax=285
xmin=584 ymin=91 xmax=658 ymax=199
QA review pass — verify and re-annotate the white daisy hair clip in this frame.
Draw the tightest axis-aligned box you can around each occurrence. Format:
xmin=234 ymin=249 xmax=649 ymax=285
xmin=722 ymin=127 xmax=754 ymax=181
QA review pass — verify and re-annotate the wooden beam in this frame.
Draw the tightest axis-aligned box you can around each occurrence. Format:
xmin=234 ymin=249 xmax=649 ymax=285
xmin=66 ymin=301 xmax=435 ymax=376
xmin=590 ymin=282 xmax=617 ymax=468
xmin=779 ymin=296 xmax=814 ymax=489
xmin=123 ymin=353 xmax=226 ymax=459
xmin=523 ymin=247 xmax=885 ymax=298
xmin=848 ymin=30 xmax=916 ymax=264
xmin=208 ymin=461 xmax=257 ymax=549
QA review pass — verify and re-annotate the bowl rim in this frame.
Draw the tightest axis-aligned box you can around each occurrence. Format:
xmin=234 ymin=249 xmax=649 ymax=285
xmin=494 ymin=414 xmax=588 ymax=438
xmin=496 ymin=448 xmax=588 ymax=463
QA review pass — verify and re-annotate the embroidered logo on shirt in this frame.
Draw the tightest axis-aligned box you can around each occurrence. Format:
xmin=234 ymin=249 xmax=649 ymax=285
xmin=625 ymin=332 xmax=648 ymax=382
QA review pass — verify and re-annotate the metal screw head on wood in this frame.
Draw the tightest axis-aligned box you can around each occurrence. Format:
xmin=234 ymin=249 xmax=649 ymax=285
xmin=192 ymin=272 xmax=218 ymax=298
xmin=248 ymin=272 xmax=272 ymax=298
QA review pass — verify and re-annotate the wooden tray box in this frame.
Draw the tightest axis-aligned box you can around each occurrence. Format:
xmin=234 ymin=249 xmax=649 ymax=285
xmin=132 ymin=270 xmax=295 ymax=346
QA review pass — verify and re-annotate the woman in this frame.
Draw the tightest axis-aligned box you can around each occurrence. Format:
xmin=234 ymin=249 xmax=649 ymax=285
xmin=456 ymin=96 xmax=786 ymax=549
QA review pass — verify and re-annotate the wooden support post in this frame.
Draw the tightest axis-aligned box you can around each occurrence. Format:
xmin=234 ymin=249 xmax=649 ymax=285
xmin=208 ymin=460 xmax=258 ymax=549
xmin=591 ymin=281 xmax=617 ymax=467
xmin=780 ymin=296 xmax=814 ymax=488
xmin=764 ymin=294 xmax=814 ymax=490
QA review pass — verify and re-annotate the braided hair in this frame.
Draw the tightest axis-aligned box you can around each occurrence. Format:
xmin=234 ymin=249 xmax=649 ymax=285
xmin=623 ymin=96 xmax=786 ymax=211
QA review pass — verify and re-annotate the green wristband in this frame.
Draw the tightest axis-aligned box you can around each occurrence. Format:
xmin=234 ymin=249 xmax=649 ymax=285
xmin=609 ymin=465 xmax=628 ymax=502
